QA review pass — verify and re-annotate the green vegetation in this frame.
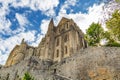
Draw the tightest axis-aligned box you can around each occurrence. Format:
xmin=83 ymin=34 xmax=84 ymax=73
xmin=22 ymin=72 xmax=35 ymax=80
xmin=85 ymin=22 xmax=104 ymax=46
xmin=115 ymin=0 xmax=120 ymax=3
xmin=105 ymin=39 xmax=120 ymax=47
xmin=106 ymin=10 xmax=120 ymax=41
xmin=85 ymin=9 xmax=120 ymax=47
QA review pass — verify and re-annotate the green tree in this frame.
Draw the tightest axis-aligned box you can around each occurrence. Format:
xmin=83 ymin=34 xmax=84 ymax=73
xmin=22 ymin=72 xmax=35 ymax=80
xmin=106 ymin=10 xmax=120 ymax=41
xmin=115 ymin=0 xmax=120 ymax=3
xmin=85 ymin=22 xmax=104 ymax=46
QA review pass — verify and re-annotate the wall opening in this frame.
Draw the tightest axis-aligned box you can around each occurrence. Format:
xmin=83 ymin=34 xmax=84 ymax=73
xmin=56 ymin=38 xmax=59 ymax=46
xmin=65 ymin=46 xmax=67 ymax=54
xmin=56 ymin=50 xmax=59 ymax=57
xmin=54 ymin=69 xmax=56 ymax=74
xmin=64 ymin=34 xmax=69 ymax=42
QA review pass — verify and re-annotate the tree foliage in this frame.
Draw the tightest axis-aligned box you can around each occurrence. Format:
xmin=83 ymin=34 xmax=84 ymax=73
xmin=22 ymin=72 xmax=35 ymax=80
xmin=106 ymin=10 xmax=120 ymax=41
xmin=85 ymin=22 xmax=104 ymax=46
xmin=115 ymin=0 xmax=120 ymax=3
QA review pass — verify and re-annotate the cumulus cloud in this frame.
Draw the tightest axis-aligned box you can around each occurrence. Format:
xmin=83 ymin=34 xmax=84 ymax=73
xmin=10 ymin=0 xmax=59 ymax=16
xmin=40 ymin=19 xmax=50 ymax=34
xmin=12 ymin=0 xmax=59 ymax=11
xmin=15 ymin=13 xmax=29 ymax=27
xmin=0 ymin=2 xmax=11 ymax=34
xmin=59 ymin=0 xmax=78 ymax=14
xmin=0 ymin=30 xmax=37 ymax=65
xmin=0 ymin=52 xmax=8 ymax=65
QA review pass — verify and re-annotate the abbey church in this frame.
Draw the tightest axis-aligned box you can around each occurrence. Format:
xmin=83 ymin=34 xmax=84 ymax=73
xmin=5 ymin=17 xmax=87 ymax=67
xmin=0 ymin=17 xmax=119 ymax=80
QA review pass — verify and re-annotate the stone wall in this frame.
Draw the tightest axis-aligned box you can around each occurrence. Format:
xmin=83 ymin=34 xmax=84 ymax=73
xmin=52 ymin=47 xmax=120 ymax=80
xmin=0 ymin=47 xmax=120 ymax=80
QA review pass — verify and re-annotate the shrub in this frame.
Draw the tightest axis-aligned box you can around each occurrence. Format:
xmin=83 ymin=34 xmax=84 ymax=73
xmin=22 ymin=72 xmax=35 ymax=80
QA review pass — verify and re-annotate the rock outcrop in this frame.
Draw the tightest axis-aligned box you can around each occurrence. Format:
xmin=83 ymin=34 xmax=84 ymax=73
xmin=0 ymin=47 xmax=120 ymax=80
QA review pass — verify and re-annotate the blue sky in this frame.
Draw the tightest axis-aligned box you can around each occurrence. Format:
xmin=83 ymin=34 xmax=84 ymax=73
xmin=0 ymin=0 xmax=111 ymax=65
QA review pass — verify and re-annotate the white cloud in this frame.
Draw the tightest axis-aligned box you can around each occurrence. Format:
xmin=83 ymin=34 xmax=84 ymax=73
xmin=0 ymin=17 xmax=11 ymax=33
xmin=60 ymin=0 xmax=78 ymax=14
xmin=31 ymin=34 xmax=44 ymax=47
xmin=15 ymin=13 xmax=29 ymax=27
xmin=12 ymin=0 xmax=59 ymax=11
xmin=40 ymin=19 xmax=50 ymax=34
xmin=0 ymin=30 xmax=38 ymax=65
xmin=0 ymin=52 xmax=8 ymax=65
xmin=11 ymin=0 xmax=59 ymax=16
xmin=0 ymin=1 xmax=11 ymax=34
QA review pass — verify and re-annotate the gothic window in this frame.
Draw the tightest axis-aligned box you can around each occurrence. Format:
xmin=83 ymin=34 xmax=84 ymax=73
xmin=56 ymin=38 xmax=59 ymax=46
xmin=59 ymin=28 xmax=61 ymax=32
xmin=66 ymin=23 xmax=68 ymax=29
xmin=65 ymin=46 xmax=67 ymax=54
xmin=64 ymin=34 xmax=69 ymax=42
xmin=56 ymin=49 xmax=59 ymax=57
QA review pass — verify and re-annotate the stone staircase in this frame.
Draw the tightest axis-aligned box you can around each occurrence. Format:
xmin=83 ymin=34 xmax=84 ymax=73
xmin=54 ymin=74 xmax=72 ymax=80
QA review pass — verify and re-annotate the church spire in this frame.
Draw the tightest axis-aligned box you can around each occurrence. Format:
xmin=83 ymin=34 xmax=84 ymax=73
xmin=48 ymin=18 xmax=54 ymax=31
xmin=21 ymin=38 xmax=25 ymax=44
xmin=46 ymin=18 xmax=55 ymax=36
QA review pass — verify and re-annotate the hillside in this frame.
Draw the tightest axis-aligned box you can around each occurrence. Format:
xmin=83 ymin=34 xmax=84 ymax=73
xmin=0 ymin=47 xmax=119 ymax=80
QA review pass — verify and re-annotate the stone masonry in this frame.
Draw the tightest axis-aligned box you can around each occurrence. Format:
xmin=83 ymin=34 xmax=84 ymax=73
xmin=0 ymin=47 xmax=120 ymax=80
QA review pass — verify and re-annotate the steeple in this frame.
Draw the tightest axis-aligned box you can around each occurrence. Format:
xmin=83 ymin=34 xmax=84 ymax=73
xmin=48 ymin=18 xmax=54 ymax=31
xmin=46 ymin=18 xmax=55 ymax=36
xmin=21 ymin=38 xmax=25 ymax=44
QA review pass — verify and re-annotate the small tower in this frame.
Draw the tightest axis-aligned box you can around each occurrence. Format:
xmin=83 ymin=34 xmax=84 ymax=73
xmin=19 ymin=38 xmax=27 ymax=52
xmin=46 ymin=18 xmax=55 ymax=35
xmin=21 ymin=38 xmax=25 ymax=44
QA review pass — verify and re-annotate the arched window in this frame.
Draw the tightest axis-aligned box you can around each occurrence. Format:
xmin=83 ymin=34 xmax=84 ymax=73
xmin=66 ymin=23 xmax=68 ymax=29
xmin=64 ymin=34 xmax=69 ymax=42
xmin=65 ymin=46 xmax=67 ymax=54
xmin=56 ymin=38 xmax=59 ymax=46
xmin=56 ymin=49 xmax=59 ymax=57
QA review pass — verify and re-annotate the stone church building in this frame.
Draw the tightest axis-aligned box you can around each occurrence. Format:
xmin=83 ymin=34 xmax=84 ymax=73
xmin=5 ymin=17 xmax=87 ymax=67
xmin=1 ymin=17 xmax=119 ymax=80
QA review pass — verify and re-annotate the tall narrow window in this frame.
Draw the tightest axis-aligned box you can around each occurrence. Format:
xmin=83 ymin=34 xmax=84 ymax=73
xmin=66 ymin=23 xmax=68 ymax=29
xmin=65 ymin=46 xmax=67 ymax=54
xmin=64 ymin=34 xmax=69 ymax=42
xmin=56 ymin=50 xmax=59 ymax=57
xmin=56 ymin=38 xmax=59 ymax=46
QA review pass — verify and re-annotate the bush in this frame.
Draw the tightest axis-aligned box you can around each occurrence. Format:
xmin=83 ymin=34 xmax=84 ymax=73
xmin=22 ymin=72 xmax=35 ymax=80
xmin=105 ymin=41 xmax=120 ymax=47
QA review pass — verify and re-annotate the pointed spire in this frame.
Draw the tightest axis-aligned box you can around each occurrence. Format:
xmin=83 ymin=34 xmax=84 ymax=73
xmin=48 ymin=18 xmax=54 ymax=32
xmin=21 ymin=38 xmax=25 ymax=44
xmin=49 ymin=18 xmax=54 ymax=27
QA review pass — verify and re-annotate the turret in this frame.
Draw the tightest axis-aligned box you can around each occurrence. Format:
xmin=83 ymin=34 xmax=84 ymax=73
xmin=21 ymin=38 xmax=25 ymax=44
xmin=19 ymin=38 xmax=27 ymax=52
xmin=46 ymin=18 xmax=55 ymax=35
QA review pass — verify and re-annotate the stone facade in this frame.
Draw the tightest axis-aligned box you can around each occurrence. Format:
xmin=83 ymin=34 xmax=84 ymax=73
xmin=5 ymin=17 xmax=87 ymax=67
